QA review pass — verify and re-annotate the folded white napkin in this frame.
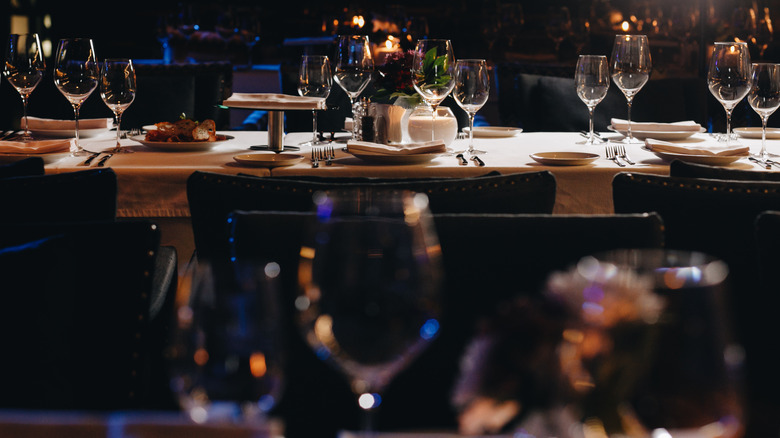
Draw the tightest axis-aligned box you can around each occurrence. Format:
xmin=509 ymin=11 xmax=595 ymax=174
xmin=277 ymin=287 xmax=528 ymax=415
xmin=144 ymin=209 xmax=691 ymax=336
xmin=222 ymin=93 xmax=327 ymax=110
xmin=347 ymin=140 xmax=446 ymax=155
xmin=645 ymin=138 xmax=749 ymax=156
xmin=26 ymin=116 xmax=113 ymax=130
xmin=612 ymin=118 xmax=702 ymax=132
xmin=0 ymin=138 xmax=74 ymax=154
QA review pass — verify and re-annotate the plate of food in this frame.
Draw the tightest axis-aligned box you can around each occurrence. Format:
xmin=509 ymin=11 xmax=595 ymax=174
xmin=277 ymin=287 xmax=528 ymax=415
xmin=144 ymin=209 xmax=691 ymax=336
xmin=132 ymin=118 xmax=232 ymax=151
xmin=233 ymin=153 xmax=304 ymax=168
xmin=641 ymin=146 xmax=746 ymax=165
xmin=734 ymin=127 xmax=780 ymax=139
xmin=530 ymin=152 xmax=599 ymax=166
xmin=463 ymin=126 xmax=523 ymax=138
xmin=607 ymin=125 xmax=705 ymax=141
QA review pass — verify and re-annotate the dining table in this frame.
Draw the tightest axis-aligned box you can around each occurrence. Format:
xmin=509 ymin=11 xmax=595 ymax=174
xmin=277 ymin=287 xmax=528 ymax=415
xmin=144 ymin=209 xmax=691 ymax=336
xmin=36 ymin=127 xmax=778 ymax=272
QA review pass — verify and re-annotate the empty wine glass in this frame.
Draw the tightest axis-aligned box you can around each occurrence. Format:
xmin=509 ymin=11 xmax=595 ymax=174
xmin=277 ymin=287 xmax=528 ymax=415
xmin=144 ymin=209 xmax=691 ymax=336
xmin=610 ymin=34 xmax=652 ymax=144
xmin=3 ymin=33 xmax=45 ymax=141
xmin=575 ymin=55 xmax=610 ymax=145
xmin=53 ymin=38 xmax=99 ymax=156
xmin=708 ymin=42 xmax=751 ymax=144
xmin=453 ymin=59 xmax=490 ymax=155
xmin=333 ymin=35 xmax=373 ymax=140
xmin=296 ymin=189 xmax=443 ymax=435
xmin=298 ymin=55 xmax=332 ymax=146
xmin=412 ymin=39 xmax=456 ymax=143
xmin=168 ymin=258 xmax=285 ymax=425
xmin=747 ymin=63 xmax=780 ymax=160
xmin=100 ymin=58 xmax=136 ymax=154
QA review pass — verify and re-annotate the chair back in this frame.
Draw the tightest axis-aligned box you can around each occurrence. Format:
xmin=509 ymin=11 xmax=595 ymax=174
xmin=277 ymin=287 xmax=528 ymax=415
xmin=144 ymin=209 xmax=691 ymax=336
xmin=226 ymin=210 xmax=664 ymax=437
xmin=670 ymin=159 xmax=780 ymax=181
xmin=0 ymin=157 xmax=44 ymax=179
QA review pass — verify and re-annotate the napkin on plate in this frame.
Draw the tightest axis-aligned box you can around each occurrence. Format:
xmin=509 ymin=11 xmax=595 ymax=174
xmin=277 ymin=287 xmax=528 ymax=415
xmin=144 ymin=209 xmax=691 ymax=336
xmin=347 ymin=140 xmax=446 ymax=155
xmin=222 ymin=93 xmax=327 ymax=110
xmin=645 ymin=138 xmax=749 ymax=156
xmin=612 ymin=118 xmax=702 ymax=132
xmin=26 ymin=116 xmax=113 ymax=130
xmin=0 ymin=138 xmax=74 ymax=154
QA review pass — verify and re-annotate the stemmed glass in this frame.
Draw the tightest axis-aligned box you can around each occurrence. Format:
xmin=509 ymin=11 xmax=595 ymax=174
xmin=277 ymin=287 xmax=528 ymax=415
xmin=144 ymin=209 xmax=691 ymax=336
xmin=708 ymin=42 xmax=751 ymax=143
xmin=53 ymin=38 xmax=99 ymax=156
xmin=747 ymin=63 xmax=780 ymax=161
xmin=610 ymin=34 xmax=652 ymax=144
xmin=3 ymin=33 xmax=45 ymax=141
xmin=412 ymin=39 xmax=456 ymax=143
xmin=453 ymin=59 xmax=490 ymax=155
xmin=333 ymin=35 xmax=373 ymax=140
xmin=297 ymin=55 xmax=332 ymax=146
xmin=296 ymin=189 xmax=442 ymax=435
xmin=575 ymin=55 xmax=610 ymax=145
xmin=100 ymin=58 xmax=136 ymax=154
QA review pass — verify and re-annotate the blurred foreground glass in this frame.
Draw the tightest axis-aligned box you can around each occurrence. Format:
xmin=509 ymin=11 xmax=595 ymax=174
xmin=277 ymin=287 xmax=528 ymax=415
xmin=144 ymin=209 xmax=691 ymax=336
xmin=3 ymin=33 xmax=45 ymax=141
xmin=453 ymin=59 xmax=490 ymax=155
xmin=610 ymin=35 xmax=652 ymax=144
xmin=708 ymin=42 xmax=751 ymax=143
xmin=747 ymin=63 xmax=780 ymax=160
xmin=53 ymin=38 xmax=99 ymax=156
xmin=296 ymin=189 xmax=443 ymax=435
xmin=100 ymin=58 xmax=136 ymax=153
xmin=541 ymin=249 xmax=744 ymax=438
xmin=167 ymin=259 xmax=285 ymax=425
xmin=575 ymin=55 xmax=610 ymax=145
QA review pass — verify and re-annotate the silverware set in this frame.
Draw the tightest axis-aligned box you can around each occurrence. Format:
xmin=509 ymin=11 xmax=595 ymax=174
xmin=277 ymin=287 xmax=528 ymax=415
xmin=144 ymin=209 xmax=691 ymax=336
xmin=606 ymin=144 xmax=635 ymax=167
xmin=80 ymin=151 xmax=114 ymax=167
xmin=455 ymin=153 xmax=485 ymax=166
xmin=311 ymin=145 xmax=335 ymax=168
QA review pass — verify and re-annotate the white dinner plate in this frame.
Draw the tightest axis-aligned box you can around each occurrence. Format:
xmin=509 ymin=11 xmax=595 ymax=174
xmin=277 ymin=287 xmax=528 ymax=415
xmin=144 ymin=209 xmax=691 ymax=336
xmin=529 ymin=152 xmax=599 ymax=166
xmin=346 ymin=149 xmax=440 ymax=165
xmin=30 ymin=127 xmax=112 ymax=139
xmin=607 ymin=125 xmax=705 ymax=141
xmin=642 ymin=146 xmax=747 ymax=165
xmin=233 ymin=153 xmax=304 ymax=168
xmin=130 ymin=134 xmax=234 ymax=151
xmin=463 ymin=126 xmax=523 ymax=138
xmin=734 ymin=127 xmax=780 ymax=139
xmin=0 ymin=151 xmax=70 ymax=164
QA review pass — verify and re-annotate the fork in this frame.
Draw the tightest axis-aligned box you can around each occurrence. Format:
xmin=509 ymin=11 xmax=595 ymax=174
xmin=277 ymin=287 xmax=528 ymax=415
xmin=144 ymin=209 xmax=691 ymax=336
xmin=606 ymin=144 xmax=625 ymax=167
xmin=311 ymin=148 xmax=320 ymax=168
xmin=615 ymin=144 xmax=635 ymax=165
xmin=325 ymin=145 xmax=334 ymax=166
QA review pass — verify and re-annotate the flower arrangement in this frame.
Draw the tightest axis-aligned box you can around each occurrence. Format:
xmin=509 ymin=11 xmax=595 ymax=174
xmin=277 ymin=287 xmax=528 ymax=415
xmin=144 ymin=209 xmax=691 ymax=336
xmin=372 ymin=49 xmax=422 ymax=105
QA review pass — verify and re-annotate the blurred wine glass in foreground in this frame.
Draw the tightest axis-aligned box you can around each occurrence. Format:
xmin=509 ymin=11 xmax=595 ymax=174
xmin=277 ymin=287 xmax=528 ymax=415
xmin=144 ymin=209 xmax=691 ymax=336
xmin=3 ymin=33 xmax=45 ymax=141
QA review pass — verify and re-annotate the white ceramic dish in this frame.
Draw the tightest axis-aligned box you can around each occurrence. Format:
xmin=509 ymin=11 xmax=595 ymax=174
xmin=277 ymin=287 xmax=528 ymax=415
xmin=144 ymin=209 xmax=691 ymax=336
xmin=529 ymin=151 xmax=599 ymax=166
xmin=233 ymin=153 xmax=304 ymax=168
xmin=734 ymin=127 xmax=780 ymax=139
xmin=30 ymin=127 xmax=112 ymax=139
xmin=346 ymin=149 xmax=440 ymax=165
xmin=130 ymin=134 xmax=233 ymax=152
xmin=0 ymin=152 xmax=70 ymax=164
xmin=607 ymin=125 xmax=705 ymax=141
xmin=463 ymin=126 xmax=523 ymax=138
xmin=642 ymin=146 xmax=746 ymax=165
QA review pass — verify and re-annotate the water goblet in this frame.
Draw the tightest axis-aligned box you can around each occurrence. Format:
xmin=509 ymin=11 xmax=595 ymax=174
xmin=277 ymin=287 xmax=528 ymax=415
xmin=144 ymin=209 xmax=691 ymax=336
xmin=3 ymin=33 xmax=45 ymax=141
xmin=610 ymin=34 xmax=652 ymax=144
xmin=412 ymin=39 xmax=456 ymax=144
xmin=575 ymin=55 xmax=610 ymax=145
xmin=708 ymin=42 xmax=751 ymax=144
xmin=296 ymin=189 xmax=443 ymax=435
xmin=53 ymin=38 xmax=99 ymax=156
xmin=748 ymin=63 xmax=780 ymax=161
xmin=100 ymin=58 xmax=136 ymax=154
xmin=453 ymin=59 xmax=490 ymax=155
xmin=333 ymin=35 xmax=373 ymax=141
xmin=298 ymin=55 xmax=332 ymax=146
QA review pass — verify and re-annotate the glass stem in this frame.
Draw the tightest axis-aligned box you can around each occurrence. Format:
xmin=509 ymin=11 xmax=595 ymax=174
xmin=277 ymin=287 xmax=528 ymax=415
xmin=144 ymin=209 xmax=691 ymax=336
xmin=762 ymin=114 xmax=769 ymax=160
xmin=430 ymin=105 xmax=437 ymax=142
xmin=725 ymin=109 xmax=733 ymax=146
xmin=115 ymin=111 xmax=123 ymax=149
xmin=468 ymin=112 xmax=475 ymax=153
xmin=626 ymin=97 xmax=634 ymax=142
xmin=73 ymin=104 xmax=82 ymax=152
xmin=312 ymin=110 xmax=318 ymax=143
xmin=588 ymin=106 xmax=595 ymax=144
xmin=21 ymin=95 xmax=30 ymax=138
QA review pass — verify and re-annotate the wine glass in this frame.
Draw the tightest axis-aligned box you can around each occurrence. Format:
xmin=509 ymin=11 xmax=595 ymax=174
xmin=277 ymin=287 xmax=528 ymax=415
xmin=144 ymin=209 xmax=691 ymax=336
xmin=453 ymin=59 xmax=490 ymax=155
xmin=167 ymin=257 xmax=285 ymax=425
xmin=575 ymin=55 xmax=610 ymax=145
xmin=296 ymin=189 xmax=443 ymax=435
xmin=333 ymin=35 xmax=373 ymax=140
xmin=53 ymin=38 xmax=99 ymax=156
xmin=100 ymin=58 xmax=136 ymax=154
xmin=708 ymin=42 xmax=752 ymax=144
xmin=747 ymin=63 xmax=780 ymax=161
xmin=298 ymin=55 xmax=332 ymax=146
xmin=610 ymin=34 xmax=652 ymax=144
xmin=412 ymin=39 xmax=456 ymax=143
xmin=3 ymin=33 xmax=45 ymax=141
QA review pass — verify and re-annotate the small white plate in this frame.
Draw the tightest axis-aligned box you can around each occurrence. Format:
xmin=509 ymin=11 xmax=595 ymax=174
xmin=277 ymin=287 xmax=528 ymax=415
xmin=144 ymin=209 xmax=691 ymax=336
xmin=30 ymin=127 xmax=112 ymax=139
xmin=463 ymin=126 xmax=523 ymax=138
xmin=530 ymin=152 xmax=599 ymax=166
xmin=642 ymin=146 xmax=746 ymax=165
xmin=233 ymin=153 xmax=304 ymax=168
xmin=607 ymin=125 xmax=705 ymax=141
xmin=346 ymin=149 xmax=440 ymax=165
xmin=130 ymin=134 xmax=233 ymax=151
xmin=734 ymin=127 xmax=780 ymax=139
xmin=0 ymin=152 xmax=70 ymax=164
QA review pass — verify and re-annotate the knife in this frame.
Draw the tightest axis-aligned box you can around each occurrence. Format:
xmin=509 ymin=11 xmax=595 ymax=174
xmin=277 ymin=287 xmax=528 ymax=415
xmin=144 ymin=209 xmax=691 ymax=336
xmin=471 ymin=155 xmax=485 ymax=166
xmin=455 ymin=153 xmax=468 ymax=165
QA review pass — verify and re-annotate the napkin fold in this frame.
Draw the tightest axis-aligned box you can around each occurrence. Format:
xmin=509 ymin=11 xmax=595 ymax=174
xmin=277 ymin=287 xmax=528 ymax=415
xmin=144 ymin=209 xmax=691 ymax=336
xmin=26 ymin=116 xmax=113 ymax=130
xmin=645 ymin=138 xmax=749 ymax=156
xmin=347 ymin=139 xmax=446 ymax=155
xmin=612 ymin=118 xmax=702 ymax=132
xmin=222 ymin=93 xmax=327 ymax=110
xmin=0 ymin=138 xmax=74 ymax=154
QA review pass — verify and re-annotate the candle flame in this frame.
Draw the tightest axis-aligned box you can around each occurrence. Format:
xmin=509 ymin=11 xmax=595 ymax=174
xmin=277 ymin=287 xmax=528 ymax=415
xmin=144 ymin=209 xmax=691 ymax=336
xmin=621 ymin=21 xmax=630 ymax=32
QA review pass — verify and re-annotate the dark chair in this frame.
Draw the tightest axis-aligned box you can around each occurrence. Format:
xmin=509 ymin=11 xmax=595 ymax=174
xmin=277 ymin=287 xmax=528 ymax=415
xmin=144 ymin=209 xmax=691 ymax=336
xmin=186 ymin=170 xmax=557 ymax=263
xmin=670 ymin=159 xmax=780 ymax=182
xmin=0 ymin=220 xmax=172 ymax=410
xmin=227 ymin=210 xmax=665 ymax=438
xmin=0 ymin=157 xmax=44 ymax=179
